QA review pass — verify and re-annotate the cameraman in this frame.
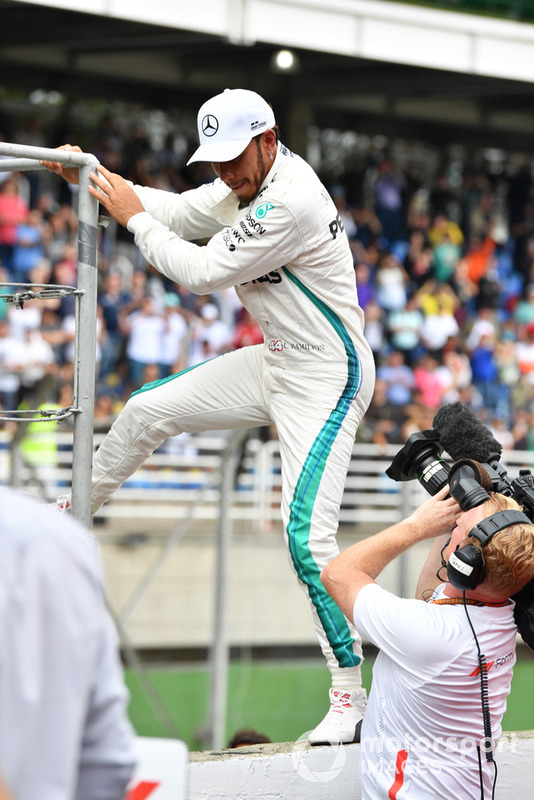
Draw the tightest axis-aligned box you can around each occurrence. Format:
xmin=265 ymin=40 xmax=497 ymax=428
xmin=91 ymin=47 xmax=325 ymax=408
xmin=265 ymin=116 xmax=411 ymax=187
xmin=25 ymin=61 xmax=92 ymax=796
xmin=321 ymin=486 xmax=534 ymax=799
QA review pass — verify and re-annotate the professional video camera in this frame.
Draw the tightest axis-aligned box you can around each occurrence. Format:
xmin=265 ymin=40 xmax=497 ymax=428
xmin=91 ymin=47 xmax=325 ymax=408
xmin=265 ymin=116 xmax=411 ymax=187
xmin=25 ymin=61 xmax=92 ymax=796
xmin=386 ymin=402 xmax=534 ymax=651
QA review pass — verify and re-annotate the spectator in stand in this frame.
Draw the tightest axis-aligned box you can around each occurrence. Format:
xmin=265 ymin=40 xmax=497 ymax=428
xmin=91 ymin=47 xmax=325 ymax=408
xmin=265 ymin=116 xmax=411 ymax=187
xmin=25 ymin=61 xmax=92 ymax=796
xmin=93 ymin=387 xmax=120 ymax=433
xmin=44 ymin=205 xmax=78 ymax=267
xmin=40 ymin=307 xmax=66 ymax=365
xmin=488 ymin=415 xmax=515 ymax=451
xmin=7 ymin=297 xmax=42 ymax=343
xmin=432 ymin=230 xmax=461 ymax=285
xmin=187 ymin=303 xmax=232 ymax=367
xmin=460 ymin=233 xmax=497 ymax=290
xmin=470 ymin=332 xmax=499 ymax=413
xmin=128 ymin=269 xmax=148 ymax=311
xmin=494 ymin=338 xmax=521 ymax=422
xmin=515 ymin=322 xmax=534 ymax=385
xmin=60 ymin=304 xmax=104 ymax=382
xmin=330 ymin=185 xmax=357 ymax=239
xmin=233 ymin=307 xmax=264 ymax=350
xmin=403 ymin=229 xmax=434 ymax=290
xmin=227 ymin=728 xmax=271 ymax=749
xmin=18 ymin=327 xmax=56 ymax=404
xmin=386 ymin=293 xmax=425 ymax=366
xmin=507 ymin=159 xmax=534 ymax=278
xmin=465 ymin=306 xmax=497 ymax=353
xmin=363 ymin=299 xmax=386 ymax=364
xmin=358 ymin=378 xmax=407 ymax=447
xmin=123 ymin=295 xmax=165 ymax=389
xmin=51 ymin=256 xmax=77 ymax=318
xmin=352 ymin=206 xmax=381 ymax=250
xmin=460 ymin=167 xmax=493 ymax=243
xmin=429 ymin=172 xmax=456 ymax=220
xmin=99 ymin=271 xmax=131 ymax=379
xmin=159 ymin=292 xmax=188 ymax=377
xmin=353 ymin=262 xmax=374 ymax=310
xmin=214 ymin=286 xmax=243 ymax=331
xmin=374 ymin=251 xmax=409 ymax=313
xmin=14 ymin=114 xmax=47 ymax=209
xmin=102 ymin=252 xmax=134 ymax=294
xmin=416 ymin=279 xmax=459 ymax=318
xmin=27 ymin=257 xmax=55 ymax=298
xmin=513 ymin=283 xmax=534 ymax=327
xmin=0 ymin=266 xmax=12 ymax=322
xmin=373 ymin=157 xmax=406 ymax=245
xmin=437 ymin=342 xmax=472 ymax=406
xmin=419 ymin=295 xmax=460 ymax=360
xmin=0 ymin=177 xmax=29 ymax=276
xmin=11 ymin=209 xmax=46 ymax=284
xmin=0 ymin=318 xmax=24 ymax=410
xmin=413 ymin=353 xmax=448 ymax=409
xmin=427 ymin=212 xmax=464 ymax=248
xmin=376 ymin=350 xmax=415 ymax=406
xmin=512 ymin=409 xmax=534 ymax=451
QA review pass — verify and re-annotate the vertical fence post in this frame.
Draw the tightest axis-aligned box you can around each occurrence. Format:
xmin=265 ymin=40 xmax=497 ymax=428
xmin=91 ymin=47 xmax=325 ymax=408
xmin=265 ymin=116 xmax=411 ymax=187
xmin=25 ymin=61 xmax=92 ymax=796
xmin=71 ymin=158 xmax=100 ymax=528
xmin=0 ymin=143 xmax=100 ymax=528
xmin=208 ymin=430 xmax=248 ymax=750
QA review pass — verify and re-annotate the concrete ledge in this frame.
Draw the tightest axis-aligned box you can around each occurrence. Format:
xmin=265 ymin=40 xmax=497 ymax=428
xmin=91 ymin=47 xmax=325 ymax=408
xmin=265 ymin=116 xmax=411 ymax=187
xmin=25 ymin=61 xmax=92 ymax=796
xmin=189 ymin=732 xmax=534 ymax=799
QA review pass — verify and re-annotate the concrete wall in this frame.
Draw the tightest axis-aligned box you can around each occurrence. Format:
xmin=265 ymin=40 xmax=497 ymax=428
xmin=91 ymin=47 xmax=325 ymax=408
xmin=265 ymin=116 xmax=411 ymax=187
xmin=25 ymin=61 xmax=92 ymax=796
xmin=99 ymin=524 xmax=430 ymax=648
xmin=189 ymin=733 xmax=534 ymax=800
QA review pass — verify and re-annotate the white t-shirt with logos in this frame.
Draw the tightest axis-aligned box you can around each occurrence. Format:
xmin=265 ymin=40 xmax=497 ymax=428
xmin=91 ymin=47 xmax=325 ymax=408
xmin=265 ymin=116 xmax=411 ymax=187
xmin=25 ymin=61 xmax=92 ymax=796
xmin=354 ymin=582 xmax=516 ymax=799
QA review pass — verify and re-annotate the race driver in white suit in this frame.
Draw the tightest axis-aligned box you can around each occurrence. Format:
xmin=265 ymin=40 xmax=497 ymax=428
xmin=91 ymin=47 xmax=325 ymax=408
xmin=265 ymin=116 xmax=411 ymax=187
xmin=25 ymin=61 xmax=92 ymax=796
xmin=44 ymin=88 xmax=376 ymax=745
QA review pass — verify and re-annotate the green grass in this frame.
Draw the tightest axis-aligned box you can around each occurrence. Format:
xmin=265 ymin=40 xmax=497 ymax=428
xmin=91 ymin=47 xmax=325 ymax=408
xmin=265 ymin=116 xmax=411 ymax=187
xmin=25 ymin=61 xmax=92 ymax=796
xmin=125 ymin=653 xmax=534 ymax=750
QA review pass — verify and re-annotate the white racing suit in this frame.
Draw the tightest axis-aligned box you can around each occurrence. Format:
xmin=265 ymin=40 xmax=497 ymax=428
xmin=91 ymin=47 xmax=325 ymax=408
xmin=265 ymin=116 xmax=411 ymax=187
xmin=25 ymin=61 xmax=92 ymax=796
xmin=91 ymin=142 xmax=376 ymax=685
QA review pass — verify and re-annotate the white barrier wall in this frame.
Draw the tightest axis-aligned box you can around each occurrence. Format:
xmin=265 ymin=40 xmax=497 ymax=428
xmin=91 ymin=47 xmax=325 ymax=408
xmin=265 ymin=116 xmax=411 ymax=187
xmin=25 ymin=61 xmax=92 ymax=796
xmin=128 ymin=737 xmax=188 ymax=800
xmin=188 ymin=733 xmax=534 ymax=800
xmin=12 ymin=0 xmax=534 ymax=83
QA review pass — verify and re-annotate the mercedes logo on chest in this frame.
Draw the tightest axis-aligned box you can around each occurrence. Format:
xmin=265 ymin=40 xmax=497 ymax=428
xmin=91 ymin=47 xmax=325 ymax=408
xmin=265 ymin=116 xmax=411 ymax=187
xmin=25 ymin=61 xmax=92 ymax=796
xmin=202 ymin=114 xmax=219 ymax=137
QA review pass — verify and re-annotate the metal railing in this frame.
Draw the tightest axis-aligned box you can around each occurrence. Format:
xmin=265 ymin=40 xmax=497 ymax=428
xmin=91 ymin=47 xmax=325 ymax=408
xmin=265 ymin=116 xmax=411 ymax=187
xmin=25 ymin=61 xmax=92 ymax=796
xmin=3 ymin=429 xmax=534 ymax=527
xmin=0 ymin=142 xmax=100 ymax=528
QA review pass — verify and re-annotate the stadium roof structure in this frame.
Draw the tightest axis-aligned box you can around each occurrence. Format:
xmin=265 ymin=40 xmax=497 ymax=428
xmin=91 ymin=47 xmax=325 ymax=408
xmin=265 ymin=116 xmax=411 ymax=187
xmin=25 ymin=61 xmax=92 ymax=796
xmin=2 ymin=0 xmax=534 ymax=151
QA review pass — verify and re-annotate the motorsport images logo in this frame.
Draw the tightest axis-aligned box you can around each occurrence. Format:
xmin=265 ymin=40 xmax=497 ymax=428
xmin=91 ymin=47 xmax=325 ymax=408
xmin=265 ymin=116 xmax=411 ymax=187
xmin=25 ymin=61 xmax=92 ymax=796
xmin=255 ymin=202 xmax=275 ymax=219
xmin=291 ymin=732 xmax=346 ymax=783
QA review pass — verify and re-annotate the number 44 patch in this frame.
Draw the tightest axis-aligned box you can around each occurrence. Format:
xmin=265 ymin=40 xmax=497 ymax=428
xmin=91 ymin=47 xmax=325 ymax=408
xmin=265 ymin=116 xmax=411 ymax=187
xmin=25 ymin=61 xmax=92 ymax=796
xmin=255 ymin=202 xmax=275 ymax=219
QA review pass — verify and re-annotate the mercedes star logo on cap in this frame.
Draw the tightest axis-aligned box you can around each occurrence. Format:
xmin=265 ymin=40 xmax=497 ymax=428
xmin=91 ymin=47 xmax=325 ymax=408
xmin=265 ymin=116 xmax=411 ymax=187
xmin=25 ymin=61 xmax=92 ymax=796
xmin=202 ymin=114 xmax=219 ymax=137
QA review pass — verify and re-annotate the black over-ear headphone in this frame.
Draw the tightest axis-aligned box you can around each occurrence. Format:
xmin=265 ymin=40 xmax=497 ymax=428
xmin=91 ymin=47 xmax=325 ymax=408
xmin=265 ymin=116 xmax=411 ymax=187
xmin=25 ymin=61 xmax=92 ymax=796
xmin=447 ymin=509 xmax=532 ymax=591
xmin=445 ymin=459 xmax=532 ymax=591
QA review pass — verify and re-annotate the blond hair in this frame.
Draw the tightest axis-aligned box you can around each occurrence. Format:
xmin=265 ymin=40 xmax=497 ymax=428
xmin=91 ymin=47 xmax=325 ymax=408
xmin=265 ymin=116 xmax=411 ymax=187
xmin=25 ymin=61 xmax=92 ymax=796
xmin=473 ymin=494 xmax=534 ymax=596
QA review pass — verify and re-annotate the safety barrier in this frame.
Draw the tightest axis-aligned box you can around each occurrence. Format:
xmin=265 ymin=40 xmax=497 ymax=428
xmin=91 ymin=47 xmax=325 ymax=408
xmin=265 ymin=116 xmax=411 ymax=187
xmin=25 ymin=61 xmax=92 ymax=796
xmin=188 ymin=732 xmax=534 ymax=800
xmin=3 ymin=430 xmax=534 ymax=527
xmin=1 ymin=431 xmax=423 ymax=526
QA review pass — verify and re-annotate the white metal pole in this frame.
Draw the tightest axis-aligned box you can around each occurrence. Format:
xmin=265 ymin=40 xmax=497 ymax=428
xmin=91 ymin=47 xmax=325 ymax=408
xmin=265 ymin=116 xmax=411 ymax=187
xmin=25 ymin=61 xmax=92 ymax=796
xmin=0 ymin=143 xmax=100 ymax=528
xmin=209 ymin=430 xmax=248 ymax=750
xmin=72 ymin=159 xmax=99 ymax=528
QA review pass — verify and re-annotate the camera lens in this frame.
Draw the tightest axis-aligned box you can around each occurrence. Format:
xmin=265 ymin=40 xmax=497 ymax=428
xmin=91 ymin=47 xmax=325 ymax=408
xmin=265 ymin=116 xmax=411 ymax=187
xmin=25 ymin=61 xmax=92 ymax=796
xmin=385 ymin=430 xmax=449 ymax=495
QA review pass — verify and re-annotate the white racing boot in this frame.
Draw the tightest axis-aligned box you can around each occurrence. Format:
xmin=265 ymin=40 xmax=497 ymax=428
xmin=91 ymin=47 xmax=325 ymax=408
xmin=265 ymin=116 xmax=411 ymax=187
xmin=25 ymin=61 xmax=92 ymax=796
xmin=308 ymin=687 xmax=366 ymax=745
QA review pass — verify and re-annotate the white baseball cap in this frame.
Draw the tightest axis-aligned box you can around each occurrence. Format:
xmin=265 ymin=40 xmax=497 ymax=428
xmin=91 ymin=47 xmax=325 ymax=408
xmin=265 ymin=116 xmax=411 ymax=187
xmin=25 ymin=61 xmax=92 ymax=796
xmin=187 ymin=88 xmax=275 ymax=165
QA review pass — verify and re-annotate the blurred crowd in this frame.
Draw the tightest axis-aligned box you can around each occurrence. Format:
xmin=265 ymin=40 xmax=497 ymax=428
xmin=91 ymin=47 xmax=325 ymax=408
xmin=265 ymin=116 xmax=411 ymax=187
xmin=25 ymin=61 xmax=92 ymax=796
xmin=1 ymin=108 xmax=534 ymax=452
